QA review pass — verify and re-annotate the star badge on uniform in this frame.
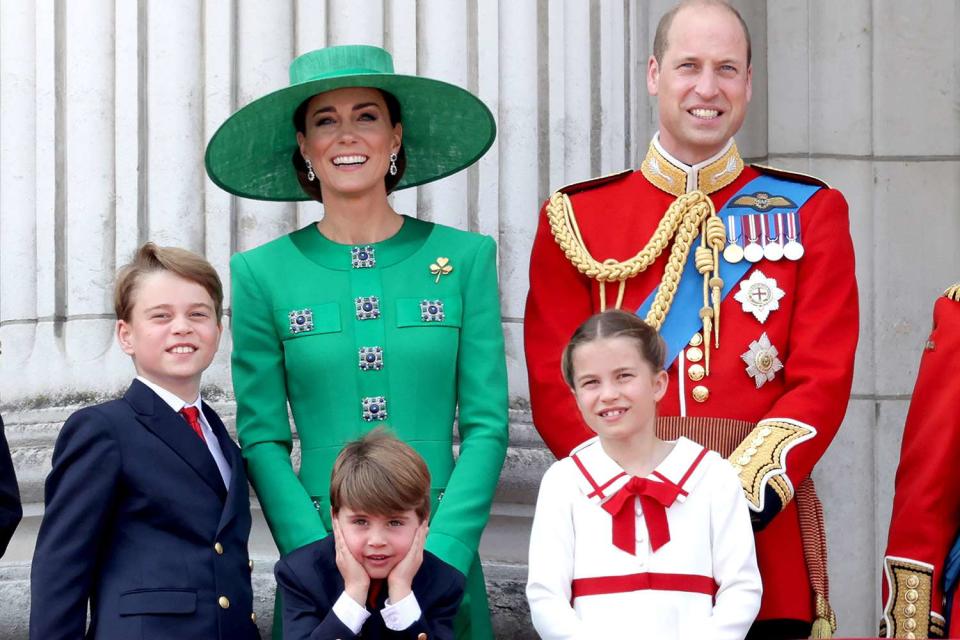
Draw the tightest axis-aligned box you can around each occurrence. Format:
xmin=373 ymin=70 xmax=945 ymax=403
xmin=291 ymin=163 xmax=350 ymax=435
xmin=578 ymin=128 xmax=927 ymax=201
xmin=741 ymin=332 xmax=783 ymax=388
xmin=734 ymin=270 xmax=785 ymax=323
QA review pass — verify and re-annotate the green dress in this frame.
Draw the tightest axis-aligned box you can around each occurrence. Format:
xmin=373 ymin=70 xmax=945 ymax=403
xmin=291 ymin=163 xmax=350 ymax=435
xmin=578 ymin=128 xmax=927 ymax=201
xmin=230 ymin=216 xmax=508 ymax=638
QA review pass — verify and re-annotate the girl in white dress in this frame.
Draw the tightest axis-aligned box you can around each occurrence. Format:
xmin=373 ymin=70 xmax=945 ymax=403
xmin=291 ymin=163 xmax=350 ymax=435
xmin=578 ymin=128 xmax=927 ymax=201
xmin=526 ymin=310 xmax=761 ymax=639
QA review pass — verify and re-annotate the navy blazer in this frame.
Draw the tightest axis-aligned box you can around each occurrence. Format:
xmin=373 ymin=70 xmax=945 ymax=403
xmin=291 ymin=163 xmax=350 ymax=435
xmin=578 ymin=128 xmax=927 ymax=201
xmin=0 ymin=414 xmax=22 ymax=558
xmin=276 ymin=535 xmax=465 ymax=640
xmin=30 ymin=380 xmax=259 ymax=640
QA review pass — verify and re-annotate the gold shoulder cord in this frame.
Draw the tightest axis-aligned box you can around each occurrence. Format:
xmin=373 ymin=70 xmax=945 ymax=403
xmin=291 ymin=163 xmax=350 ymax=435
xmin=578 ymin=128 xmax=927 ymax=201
xmin=546 ymin=190 xmax=726 ymax=369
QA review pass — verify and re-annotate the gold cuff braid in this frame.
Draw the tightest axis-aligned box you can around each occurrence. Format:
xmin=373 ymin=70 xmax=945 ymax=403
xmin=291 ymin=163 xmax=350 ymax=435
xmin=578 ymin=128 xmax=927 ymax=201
xmin=881 ymin=557 xmax=941 ymax=638
xmin=728 ymin=419 xmax=817 ymax=511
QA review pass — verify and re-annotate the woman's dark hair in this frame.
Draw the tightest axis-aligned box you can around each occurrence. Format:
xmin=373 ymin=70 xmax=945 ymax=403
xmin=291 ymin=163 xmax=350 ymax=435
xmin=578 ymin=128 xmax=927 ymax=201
xmin=291 ymin=89 xmax=407 ymax=202
xmin=560 ymin=310 xmax=667 ymax=388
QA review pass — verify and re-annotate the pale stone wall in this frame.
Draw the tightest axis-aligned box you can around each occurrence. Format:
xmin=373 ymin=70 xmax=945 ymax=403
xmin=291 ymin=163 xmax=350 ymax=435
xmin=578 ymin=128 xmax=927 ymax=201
xmin=2 ymin=1 xmax=959 ymax=637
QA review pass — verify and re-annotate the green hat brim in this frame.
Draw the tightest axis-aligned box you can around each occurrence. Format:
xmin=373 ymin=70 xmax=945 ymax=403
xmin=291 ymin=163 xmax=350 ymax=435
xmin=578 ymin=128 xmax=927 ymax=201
xmin=204 ymin=73 xmax=496 ymax=202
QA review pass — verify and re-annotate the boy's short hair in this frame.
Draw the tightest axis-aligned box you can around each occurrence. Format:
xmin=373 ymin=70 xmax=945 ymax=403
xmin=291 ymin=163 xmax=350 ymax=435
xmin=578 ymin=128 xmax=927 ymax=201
xmin=114 ymin=242 xmax=224 ymax=322
xmin=561 ymin=309 xmax=667 ymax=387
xmin=330 ymin=429 xmax=431 ymax=521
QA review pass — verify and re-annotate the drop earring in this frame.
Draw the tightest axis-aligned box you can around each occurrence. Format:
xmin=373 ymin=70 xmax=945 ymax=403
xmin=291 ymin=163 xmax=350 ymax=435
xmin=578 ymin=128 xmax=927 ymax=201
xmin=305 ymin=157 xmax=315 ymax=181
xmin=389 ymin=152 xmax=398 ymax=176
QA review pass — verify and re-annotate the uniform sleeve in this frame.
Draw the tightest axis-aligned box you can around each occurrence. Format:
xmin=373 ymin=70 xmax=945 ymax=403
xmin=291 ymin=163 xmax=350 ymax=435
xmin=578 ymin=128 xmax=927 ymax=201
xmin=275 ymin=555 xmax=359 ymax=640
xmin=524 ymin=200 xmax=596 ymax=459
xmin=526 ymin=463 xmax=595 ymax=640
xmin=29 ymin=408 xmax=121 ymax=640
xmin=729 ymin=188 xmax=859 ymax=526
xmin=0 ymin=416 xmax=22 ymax=557
xmin=424 ymin=235 xmax=509 ymax=576
xmin=231 ymin=252 xmax=326 ymax=554
xmin=880 ymin=296 xmax=960 ymax=639
xmin=688 ymin=460 xmax=762 ymax=639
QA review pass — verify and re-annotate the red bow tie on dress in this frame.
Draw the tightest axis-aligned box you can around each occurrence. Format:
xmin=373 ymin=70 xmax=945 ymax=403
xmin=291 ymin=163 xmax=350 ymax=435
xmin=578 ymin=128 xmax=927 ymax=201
xmin=602 ymin=476 xmax=682 ymax=555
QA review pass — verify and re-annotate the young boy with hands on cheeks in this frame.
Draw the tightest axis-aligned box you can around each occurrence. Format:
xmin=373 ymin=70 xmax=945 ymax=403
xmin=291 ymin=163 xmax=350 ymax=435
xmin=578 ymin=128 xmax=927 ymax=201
xmin=526 ymin=310 xmax=761 ymax=640
xmin=275 ymin=430 xmax=465 ymax=640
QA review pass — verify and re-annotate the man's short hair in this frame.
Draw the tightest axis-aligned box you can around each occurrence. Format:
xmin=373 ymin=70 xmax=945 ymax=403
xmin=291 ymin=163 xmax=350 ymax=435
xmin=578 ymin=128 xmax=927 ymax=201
xmin=330 ymin=429 xmax=432 ymax=521
xmin=114 ymin=242 xmax=224 ymax=323
xmin=653 ymin=0 xmax=752 ymax=66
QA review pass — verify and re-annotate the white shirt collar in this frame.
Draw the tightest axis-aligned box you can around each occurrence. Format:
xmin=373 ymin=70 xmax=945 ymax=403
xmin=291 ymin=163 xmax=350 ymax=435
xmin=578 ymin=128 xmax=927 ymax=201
xmin=136 ymin=376 xmax=203 ymax=415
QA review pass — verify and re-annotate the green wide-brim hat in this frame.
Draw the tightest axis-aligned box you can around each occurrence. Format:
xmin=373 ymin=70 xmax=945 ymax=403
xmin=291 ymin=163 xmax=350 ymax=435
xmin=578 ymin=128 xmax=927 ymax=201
xmin=204 ymin=45 xmax=496 ymax=201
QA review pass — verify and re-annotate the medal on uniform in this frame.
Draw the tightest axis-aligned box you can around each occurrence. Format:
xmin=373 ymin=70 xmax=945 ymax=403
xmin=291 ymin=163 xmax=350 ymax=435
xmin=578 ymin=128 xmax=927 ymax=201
xmin=783 ymin=212 xmax=804 ymax=260
xmin=733 ymin=270 xmax=785 ymax=323
xmin=763 ymin=213 xmax=784 ymax=261
xmin=741 ymin=332 xmax=783 ymax=388
xmin=723 ymin=216 xmax=744 ymax=263
xmin=743 ymin=215 xmax=764 ymax=263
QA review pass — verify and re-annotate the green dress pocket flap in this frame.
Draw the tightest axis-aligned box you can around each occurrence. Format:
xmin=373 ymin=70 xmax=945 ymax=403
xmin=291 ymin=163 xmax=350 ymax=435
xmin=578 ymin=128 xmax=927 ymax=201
xmin=275 ymin=302 xmax=341 ymax=339
xmin=395 ymin=297 xmax=462 ymax=327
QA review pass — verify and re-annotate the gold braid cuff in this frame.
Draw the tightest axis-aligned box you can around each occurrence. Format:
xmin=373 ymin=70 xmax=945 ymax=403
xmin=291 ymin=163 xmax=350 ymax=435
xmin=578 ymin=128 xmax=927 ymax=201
xmin=546 ymin=190 xmax=725 ymax=346
xmin=728 ymin=418 xmax=817 ymax=512
xmin=881 ymin=557 xmax=943 ymax=638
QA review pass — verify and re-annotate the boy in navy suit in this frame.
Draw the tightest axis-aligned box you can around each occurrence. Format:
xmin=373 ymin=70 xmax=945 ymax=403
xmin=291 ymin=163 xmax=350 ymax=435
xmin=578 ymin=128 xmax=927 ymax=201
xmin=30 ymin=243 xmax=259 ymax=639
xmin=275 ymin=430 xmax=465 ymax=640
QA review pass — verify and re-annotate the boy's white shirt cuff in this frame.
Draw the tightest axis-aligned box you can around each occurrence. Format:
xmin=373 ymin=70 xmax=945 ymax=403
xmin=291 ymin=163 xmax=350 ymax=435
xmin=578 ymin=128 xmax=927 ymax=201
xmin=381 ymin=591 xmax=421 ymax=630
xmin=333 ymin=591 xmax=371 ymax=635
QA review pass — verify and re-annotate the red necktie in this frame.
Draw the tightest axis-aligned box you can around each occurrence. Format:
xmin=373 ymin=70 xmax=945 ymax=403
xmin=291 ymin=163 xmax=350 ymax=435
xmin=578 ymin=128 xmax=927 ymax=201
xmin=602 ymin=476 xmax=682 ymax=555
xmin=180 ymin=406 xmax=206 ymax=443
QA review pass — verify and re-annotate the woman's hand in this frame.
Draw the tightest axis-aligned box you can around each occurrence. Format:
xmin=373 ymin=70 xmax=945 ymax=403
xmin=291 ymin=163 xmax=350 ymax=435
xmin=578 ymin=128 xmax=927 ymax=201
xmin=387 ymin=520 xmax=427 ymax=603
xmin=332 ymin=518 xmax=370 ymax=606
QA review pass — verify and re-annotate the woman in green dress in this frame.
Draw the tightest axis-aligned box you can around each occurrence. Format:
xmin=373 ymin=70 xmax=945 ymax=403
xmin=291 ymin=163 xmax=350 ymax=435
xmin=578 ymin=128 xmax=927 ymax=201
xmin=205 ymin=45 xmax=508 ymax=638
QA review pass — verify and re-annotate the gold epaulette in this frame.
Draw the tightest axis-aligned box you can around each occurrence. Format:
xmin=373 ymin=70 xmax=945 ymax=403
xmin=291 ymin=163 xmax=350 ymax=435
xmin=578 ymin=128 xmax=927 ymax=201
xmin=943 ymin=283 xmax=960 ymax=302
xmin=553 ymin=169 xmax=633 ymax=197
xmin=751 ymin=163 xmax=831 ymax=189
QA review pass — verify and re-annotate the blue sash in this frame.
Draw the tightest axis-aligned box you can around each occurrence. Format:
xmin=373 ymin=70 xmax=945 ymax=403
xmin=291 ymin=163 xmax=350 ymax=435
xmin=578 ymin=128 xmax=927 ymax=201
xmin=636 ymin=174 xmax=821 ymax=367
xmin=944 ymin=532 xmax=960 ymax=629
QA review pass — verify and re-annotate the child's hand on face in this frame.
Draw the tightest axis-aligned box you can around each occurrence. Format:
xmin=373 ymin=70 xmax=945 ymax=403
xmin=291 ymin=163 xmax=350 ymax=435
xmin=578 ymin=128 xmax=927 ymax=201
xmin=387 ymin=520 xmax=427 ymax=603
xmin=332 ymin=518 xmax=370 ymax=606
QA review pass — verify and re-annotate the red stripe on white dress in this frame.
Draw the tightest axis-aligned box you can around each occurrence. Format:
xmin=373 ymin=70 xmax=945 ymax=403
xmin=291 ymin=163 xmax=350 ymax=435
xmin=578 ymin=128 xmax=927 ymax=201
xmin=571 ymin=453 xmax=606 ymax=499
xmin=571 ymin=571 xmax=718 ymax=600
xmin=677 ymin=446 xmax=709 ymax=489
xmin=589 ymin=471 xmax=628 ymax=499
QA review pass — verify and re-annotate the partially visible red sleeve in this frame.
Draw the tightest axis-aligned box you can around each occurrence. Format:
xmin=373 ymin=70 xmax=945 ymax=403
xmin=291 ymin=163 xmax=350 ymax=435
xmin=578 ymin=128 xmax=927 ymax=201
xmin=524 ymin=200 xmax=596 ymax=459
xmin=881 ymin=295 xmax=960 ymax=635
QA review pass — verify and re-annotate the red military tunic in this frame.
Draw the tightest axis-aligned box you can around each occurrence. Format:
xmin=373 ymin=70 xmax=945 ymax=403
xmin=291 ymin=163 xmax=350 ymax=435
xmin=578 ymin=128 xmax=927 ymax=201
xmin=881 ymin=285 xmax=960 ymax=639
xmin=524 ymin=135 xmax=859 ymax=625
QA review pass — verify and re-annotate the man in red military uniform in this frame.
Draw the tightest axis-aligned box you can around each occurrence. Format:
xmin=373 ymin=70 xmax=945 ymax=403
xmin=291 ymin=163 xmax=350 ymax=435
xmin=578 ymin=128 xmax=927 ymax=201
xmin=880 ymin=284 xmax=960 ymax=639
xmin=524 ymin=1 xmax=858 ymax=638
